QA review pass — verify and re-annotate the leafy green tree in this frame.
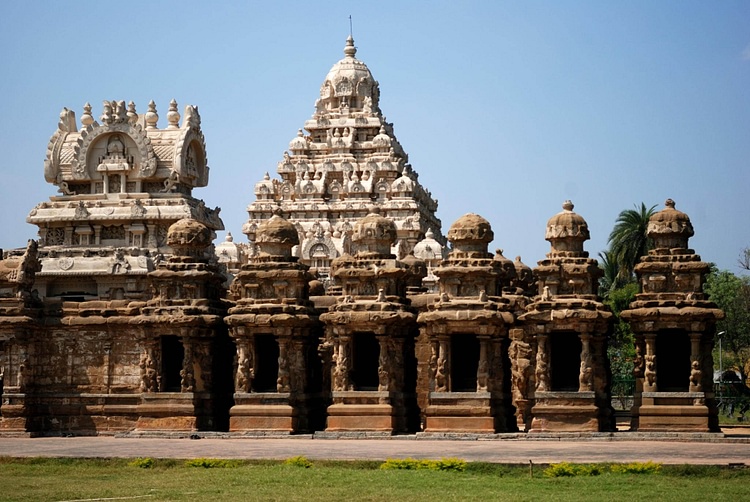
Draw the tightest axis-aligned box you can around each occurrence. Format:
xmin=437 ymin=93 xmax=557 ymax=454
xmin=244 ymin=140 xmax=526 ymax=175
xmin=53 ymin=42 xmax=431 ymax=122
xmin=598 ymin=250 xmax=628 ymax=299
xmin=704 ymin=268 xmax=750 ymax=384
xmin=604 ymin=282 xmax=639 ymax=381
xmin=607 ymin=203 xmax=657 ymax=280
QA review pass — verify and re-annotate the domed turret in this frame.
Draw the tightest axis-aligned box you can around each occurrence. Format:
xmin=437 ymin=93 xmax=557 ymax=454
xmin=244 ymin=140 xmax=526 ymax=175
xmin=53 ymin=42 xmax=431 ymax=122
xmin=646 ymin=198 xmax=694 ymax=250
xmin=255 ymin=213 xmax=299 ymax=257
xmin=447 ymin=213 xmax=494 ymax=256
xmin=545 ymin=200 xmax=590 ymax=255
xmin=352 ymin=208 xmax=397 ymax=256
xmin=413 ymin=228 xmax=445 ymax=263
xmin=167 ymin=218 xmax=213 ymax=259
xmin=319 ymin=36 xmax=378 ymax=115
xmin=289 ymin=129 xmax=308 ymax=155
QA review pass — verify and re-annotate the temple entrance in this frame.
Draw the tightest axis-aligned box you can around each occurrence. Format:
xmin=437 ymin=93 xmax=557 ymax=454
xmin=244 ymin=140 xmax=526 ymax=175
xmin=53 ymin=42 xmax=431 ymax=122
xmin=253 ymin=334 xmax=279 ymax=392
xmin=161 ymin=336 xmax=184 ymax=392
xmin=451 ymin=334 xmax=479 ymax=392
xmin=550 ymin=332 xmax=582 ymax=392
xmin=352 ymin=333 xmax=380 ymax=391
xmin=656 ymin=330 xmax=690 ymax=392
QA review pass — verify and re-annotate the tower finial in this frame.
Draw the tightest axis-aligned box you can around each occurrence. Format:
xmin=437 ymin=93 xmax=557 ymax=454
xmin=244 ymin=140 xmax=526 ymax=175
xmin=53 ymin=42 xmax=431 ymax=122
xmin=349 ymin=15 xmax=353 ymax=37
xmin=344 ymin=32 xmax=356 ymax=58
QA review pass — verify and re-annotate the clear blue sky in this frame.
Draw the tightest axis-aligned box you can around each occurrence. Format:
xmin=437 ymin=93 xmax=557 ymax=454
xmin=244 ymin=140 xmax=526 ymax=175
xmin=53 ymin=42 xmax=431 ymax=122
xmin=1 ymin=1 xmax=748 ymax=273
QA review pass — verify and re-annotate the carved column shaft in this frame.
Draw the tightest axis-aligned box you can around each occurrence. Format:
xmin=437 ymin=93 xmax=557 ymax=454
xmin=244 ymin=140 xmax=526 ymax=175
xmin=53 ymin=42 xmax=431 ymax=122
xmin=277 ymin=337 xmax=291 ymax=393
xmin=644 ymin=334 xmax=657 ymax=392
xmin=476 ymin=337 xmax=489 ymax=392
xmin=535 ymin=334 xmax=550 ymax=392
xmin=436 ymin=337 xmax=449 ymax=392
xmin=578 ymin=333 xmax=593 ymax=392
xmin=689 ymin=332 xmax=703 ymax=392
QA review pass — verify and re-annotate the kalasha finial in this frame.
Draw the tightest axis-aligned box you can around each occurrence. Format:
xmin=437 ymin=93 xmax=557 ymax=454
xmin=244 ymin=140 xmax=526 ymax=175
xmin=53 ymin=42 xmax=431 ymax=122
xmin=81 ymin=102 xmax=94 ymax=127
xmin=344 ymin=35 xmax=356 ymax=58
xmin=145 ymin=100 xmax=158 ymax=129
xmin=665 ymin=198 xmax=676 ymax=209
xmin=167 ymin=99 xmax=180 ymax=128
xmin=127 ymin=101 xmax=138 ymax=124
xmin=562 ymin=200 xmax=574 ymax=212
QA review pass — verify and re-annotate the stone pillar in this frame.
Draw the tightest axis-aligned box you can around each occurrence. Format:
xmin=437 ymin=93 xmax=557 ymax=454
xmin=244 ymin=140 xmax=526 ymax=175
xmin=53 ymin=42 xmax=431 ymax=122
xmin=477 ymin=337 xmax=489 ymax=392
xmin=180 ymin=337 xmax=194 ymax=393
xmin=234 ymin=338 xmax=253 ymax=393
xmin=689 ymin=333 xmax=703 ymax=392
xmin=436 ymin=337 xmax=449 ymax=392
xmin=333 ymin=337 xmax=351 ymax=392
xmin=377 ymin=336 xmax=389 ymax=392
xmin=644 ymin=334 xmax=657 ymax=392
xmin=428 ymin=339 xmax=439 ymax=392
xmin=578 ymin=334 xmax=593 ymax=392
xmin=535 ymin=334 xmax=549 ymax=392
xmin=277 ymin=337 xmax=291 ymax=393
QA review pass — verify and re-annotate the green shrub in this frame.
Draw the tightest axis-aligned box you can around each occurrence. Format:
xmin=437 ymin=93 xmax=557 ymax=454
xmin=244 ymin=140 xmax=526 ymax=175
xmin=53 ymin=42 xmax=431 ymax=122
xmin=185 ymin=458 xmax=240 ymax=468
xmin=544 ymin=463 xmax=602 ymax=477
xmin=611 ymin=461 xmax=662 ymax=475
xmin=128 ymin=457 xmax=155 ymax=469
xmin=431 ymin=458 xmax=467 ymax=472
xmin=283 ymin=456 xmax=313 ymax=468
xmin=380 ymin=458 xmax=466 ymax=472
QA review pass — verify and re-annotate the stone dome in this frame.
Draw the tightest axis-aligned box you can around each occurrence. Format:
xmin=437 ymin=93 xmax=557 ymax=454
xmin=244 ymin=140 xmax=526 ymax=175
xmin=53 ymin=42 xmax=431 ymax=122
xmin=413 ymin=228 xmax=444 ymax=262
xmin=288 ymin=129 xmax=308 ymax=153
xmin=513 ymin=256 xmax=534 ymax=294
xmin=352 ymin=208 xmax=397 ymax=256
xmin=545 ymin=200 xmax=590 ymax=254
xmin=254 ymin=172 xmax=275 ymax=199
xmin=322 ymin=36 xmax=375 ymax=99
xmin=215 ymin=232 xmax=243 ymax=265
xmin=447 ymin=213 xmax=494 ymax=255
xmin=647 ymin=198 xmax=694 ymax=250
xmin=255 ymin=214 xmax=299 ymax=257
xmin=167 ymin=218 xmax=212 ymax=258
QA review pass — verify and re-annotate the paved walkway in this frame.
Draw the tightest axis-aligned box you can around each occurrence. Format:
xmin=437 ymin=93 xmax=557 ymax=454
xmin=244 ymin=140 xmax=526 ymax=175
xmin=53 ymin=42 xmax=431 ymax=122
xmin=1 ymin=436 xmax=748 ymax=465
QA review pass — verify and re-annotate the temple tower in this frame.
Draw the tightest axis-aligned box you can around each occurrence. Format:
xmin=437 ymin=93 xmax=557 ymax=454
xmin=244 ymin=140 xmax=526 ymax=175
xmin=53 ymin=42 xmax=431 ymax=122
xmin=243 ymin=37 xmax=443 ymax=280
xmin=417 ymin=214 xmax=518 ymax=433
xmin=621 ymin=199 xmax=723 ymax=432
xmin=225 ymin=213 xmax=323 ymax=433
xmin=518 ymin=201 xmax=614 ymax=432
xmin=28 ymin=100 xmax=224 ymax=302
xmin=319 ymin=209 xmax=419 ymax=434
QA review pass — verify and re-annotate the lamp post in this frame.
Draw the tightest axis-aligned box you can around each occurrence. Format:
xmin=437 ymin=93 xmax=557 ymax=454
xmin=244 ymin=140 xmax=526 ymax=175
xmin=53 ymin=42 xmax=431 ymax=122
xmin=717 ymin=331 xmax=726 ymax=381
xmin=717 ymin=330 xmax=726 ymax=400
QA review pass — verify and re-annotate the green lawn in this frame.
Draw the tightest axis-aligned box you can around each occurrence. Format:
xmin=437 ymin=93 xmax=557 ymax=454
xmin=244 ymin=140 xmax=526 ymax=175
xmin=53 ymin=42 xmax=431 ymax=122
xmin=0 ymin=458 xmax=748 ymax=502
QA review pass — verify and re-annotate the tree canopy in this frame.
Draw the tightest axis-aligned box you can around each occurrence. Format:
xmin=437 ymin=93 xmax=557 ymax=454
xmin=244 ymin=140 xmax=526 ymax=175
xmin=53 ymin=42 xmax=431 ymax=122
xmin=704 ymin=267 xmax=750 ymax=384
xmin=607 ymin=203 xmax=656 ymax=281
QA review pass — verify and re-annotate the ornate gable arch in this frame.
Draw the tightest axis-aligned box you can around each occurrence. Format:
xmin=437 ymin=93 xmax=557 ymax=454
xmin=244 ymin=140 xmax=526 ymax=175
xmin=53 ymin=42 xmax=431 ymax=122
xmin=71 ymin=120 xmax=156 ymax=180
xmin=44 ymin=108 xmax=78 ymax=185
xmin=173 ymin=105 xmax=209 ymax=187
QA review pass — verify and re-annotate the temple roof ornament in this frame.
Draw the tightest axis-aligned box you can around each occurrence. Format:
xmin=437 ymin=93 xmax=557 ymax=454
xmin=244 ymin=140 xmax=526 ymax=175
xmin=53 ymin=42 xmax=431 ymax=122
xmin=545 ymin=200 xmax=590 ymax=255
xmin=646 ymin=198 xmax=694 ymax=250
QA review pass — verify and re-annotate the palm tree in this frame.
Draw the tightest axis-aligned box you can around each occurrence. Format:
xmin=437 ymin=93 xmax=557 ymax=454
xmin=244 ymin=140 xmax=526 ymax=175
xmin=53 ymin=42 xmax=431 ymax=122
xmin=598 ymin=250 xmax=625 ymax=299
xmin=607 ymin=203 xmax=657 ymax=280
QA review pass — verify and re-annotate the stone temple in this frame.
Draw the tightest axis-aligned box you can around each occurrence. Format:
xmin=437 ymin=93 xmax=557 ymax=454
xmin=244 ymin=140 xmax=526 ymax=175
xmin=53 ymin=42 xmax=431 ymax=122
xmin=0 ymin=37 xmax=723 ymax=436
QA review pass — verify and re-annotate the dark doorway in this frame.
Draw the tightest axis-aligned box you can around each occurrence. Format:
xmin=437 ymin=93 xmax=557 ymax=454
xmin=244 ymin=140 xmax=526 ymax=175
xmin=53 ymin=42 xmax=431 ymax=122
xmin=161 ymin=335 xmax=184 ymax=392
xmin=451 ymin=334 xmax=479 ymax=392
xmin=352 ymin=333 xmax=380 ymax=390
xmin=656 ymin=330 xmax=690 ymax=392
xmin=253 ymin=334 xmax=279 ymax=392
xmin=550 ymin=332 xmax=582 ymax=392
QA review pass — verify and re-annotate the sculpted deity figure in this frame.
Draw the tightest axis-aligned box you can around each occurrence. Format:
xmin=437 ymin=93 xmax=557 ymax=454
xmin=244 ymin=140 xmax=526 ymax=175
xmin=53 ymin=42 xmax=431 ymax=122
xmin=689 ymin=360 xmax=702 ymax=391
xmin=535 ymin=337 xmax=550 ymax=392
